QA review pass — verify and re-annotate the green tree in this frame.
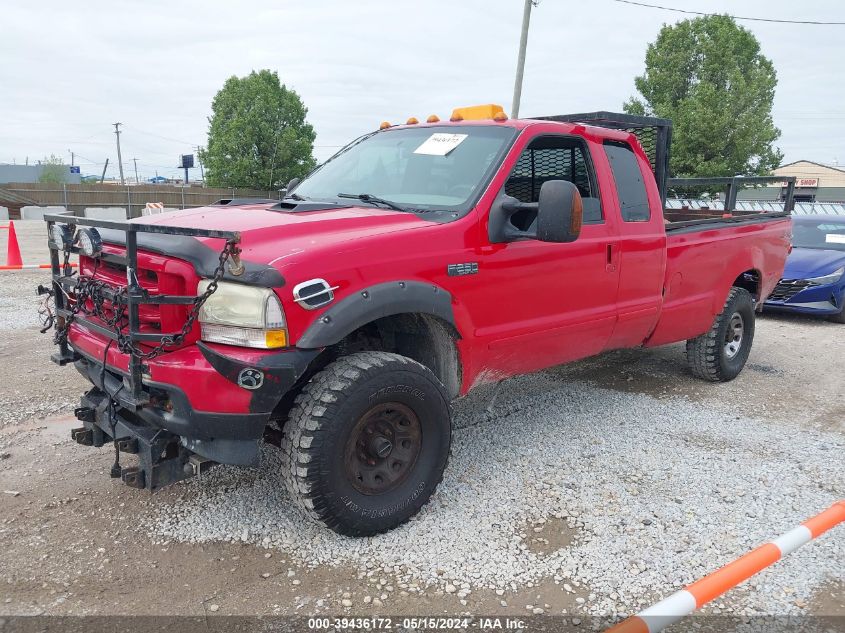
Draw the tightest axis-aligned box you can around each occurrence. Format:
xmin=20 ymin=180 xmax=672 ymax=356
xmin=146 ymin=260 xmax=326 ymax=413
xmin=200 ymin=70 xmax=316 ymax=190
xmin=38 ymin=154 xmax=68 ymax=184
xmin=624 ymin=15 xmax=783 ymax=178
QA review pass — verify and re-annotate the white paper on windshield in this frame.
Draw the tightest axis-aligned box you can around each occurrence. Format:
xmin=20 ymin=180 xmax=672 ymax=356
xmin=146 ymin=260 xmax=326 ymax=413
xmin=826 ymin=233 xmax=845 ymax=244
xmin=414 ymin=133 xmax=468 ymax=156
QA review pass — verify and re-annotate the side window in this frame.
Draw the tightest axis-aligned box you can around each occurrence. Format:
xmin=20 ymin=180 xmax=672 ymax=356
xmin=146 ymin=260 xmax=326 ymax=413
xmin=504 ymin=136 xmax=603 ymax=224
xmin=603 ymin=140 xmax=650 ymax=222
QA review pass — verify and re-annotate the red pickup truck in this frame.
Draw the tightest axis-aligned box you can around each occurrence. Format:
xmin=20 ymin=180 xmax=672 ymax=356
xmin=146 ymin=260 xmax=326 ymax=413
xmin=44 ymin=108 xmax=791 ymax=536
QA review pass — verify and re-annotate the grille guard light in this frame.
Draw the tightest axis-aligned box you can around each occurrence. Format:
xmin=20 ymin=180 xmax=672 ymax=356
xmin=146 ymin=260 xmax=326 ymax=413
xmin=77 ymin=228 xmax=103 ymax=257
xmin=50 ymin=223 xmax=74 ymax=250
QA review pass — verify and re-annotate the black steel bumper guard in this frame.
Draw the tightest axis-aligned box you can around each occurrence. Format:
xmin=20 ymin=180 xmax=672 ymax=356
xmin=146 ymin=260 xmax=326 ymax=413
xmin=44 ymin=214 xmax=242 ymax=490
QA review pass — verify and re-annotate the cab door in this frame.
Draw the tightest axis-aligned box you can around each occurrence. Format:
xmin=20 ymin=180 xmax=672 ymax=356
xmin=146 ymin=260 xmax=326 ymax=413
xmin=470 ymin=132 xmax=621 ymax=377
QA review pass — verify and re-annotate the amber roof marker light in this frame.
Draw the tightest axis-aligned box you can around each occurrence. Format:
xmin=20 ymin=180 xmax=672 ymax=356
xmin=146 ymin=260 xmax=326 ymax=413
xmin=426 ymin=114 xmax=440 ymax=123
xmin=379 ymin=121 xmax=392 ymax=130
xmin=406 ymin=117 xmax=419 ymax=125
xmin=450 ymin=104 xmax=507 ymax=121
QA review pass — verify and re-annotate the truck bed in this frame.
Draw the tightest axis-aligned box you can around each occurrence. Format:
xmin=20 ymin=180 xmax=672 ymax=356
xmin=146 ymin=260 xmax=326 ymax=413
xmin=645 ymin=213 xmax=792 ymax=347
xmin=664 ymin=207 xmax=789 ymax=231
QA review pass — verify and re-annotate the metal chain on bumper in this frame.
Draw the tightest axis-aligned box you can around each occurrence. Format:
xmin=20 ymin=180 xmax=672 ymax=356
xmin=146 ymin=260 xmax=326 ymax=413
xmin=50 ymin=239 xmax=240 ymax=361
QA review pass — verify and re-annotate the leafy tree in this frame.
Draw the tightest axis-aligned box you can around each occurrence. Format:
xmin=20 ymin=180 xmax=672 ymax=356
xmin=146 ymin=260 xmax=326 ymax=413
xmin=38 ymin=154 xmax=68 ymax=184
xmin=201 ymin=70 xmax=316 ymax=190
xmin=625 ymin=15 xmax=783 ymax=178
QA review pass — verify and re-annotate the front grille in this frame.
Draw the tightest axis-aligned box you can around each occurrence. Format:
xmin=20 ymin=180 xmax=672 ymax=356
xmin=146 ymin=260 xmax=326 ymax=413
xmin=77 ymin=249 xmax=197 ymax=346
xmin=768 ymin=278 xmax=813 ymax=302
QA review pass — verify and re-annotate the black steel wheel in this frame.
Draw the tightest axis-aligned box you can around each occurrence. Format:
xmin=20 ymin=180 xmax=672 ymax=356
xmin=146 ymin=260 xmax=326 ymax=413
xmin=281 ymin=352 xmax=451 ymax=536
xmin=344 ymin=402 xmax=422 ymax=496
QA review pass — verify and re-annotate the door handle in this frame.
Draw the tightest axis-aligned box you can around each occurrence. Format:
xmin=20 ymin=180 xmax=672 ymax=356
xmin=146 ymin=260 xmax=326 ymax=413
xmin=606 ymin=244 xmax=617 ymax=273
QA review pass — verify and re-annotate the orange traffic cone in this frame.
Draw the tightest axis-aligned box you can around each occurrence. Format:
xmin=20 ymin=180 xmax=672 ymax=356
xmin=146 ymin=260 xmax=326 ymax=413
xmin=6 ymin=220 xmax=22 ymax=267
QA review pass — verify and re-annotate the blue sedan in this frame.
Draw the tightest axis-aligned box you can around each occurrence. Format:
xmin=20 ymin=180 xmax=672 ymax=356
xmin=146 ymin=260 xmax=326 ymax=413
xmin=765 ymin=215 xmax=845 ymax=323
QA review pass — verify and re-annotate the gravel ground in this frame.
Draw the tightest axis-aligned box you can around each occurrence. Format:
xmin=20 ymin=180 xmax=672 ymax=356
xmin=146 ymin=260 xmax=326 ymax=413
xmin=0 ymin=270 xmax=47 ymax=331
xmin=148 ymin=375 xmax=843 ymax=618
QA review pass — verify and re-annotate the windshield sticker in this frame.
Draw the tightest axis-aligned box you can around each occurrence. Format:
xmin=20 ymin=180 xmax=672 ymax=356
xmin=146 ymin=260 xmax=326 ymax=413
xmin=826 ymin=233 xmax=845 ymax=244
xmin=414 ymin=133 xmax=468 ymax=156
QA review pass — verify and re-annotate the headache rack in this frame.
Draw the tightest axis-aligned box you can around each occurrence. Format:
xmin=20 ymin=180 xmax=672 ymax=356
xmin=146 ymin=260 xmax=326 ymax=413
xmin=532 ymin=111 xmax=673 ymax=206
xmin=533 ymin=112 xmax=796 ymax=217
xmin=44 ymin=213 xmax=240 ymax=409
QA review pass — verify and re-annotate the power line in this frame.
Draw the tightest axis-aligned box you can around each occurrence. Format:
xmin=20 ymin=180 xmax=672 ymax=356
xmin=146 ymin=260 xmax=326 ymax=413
xmin=610 ymin=0 xmax=845 ymax=25
xmin=123 ymin=125 xmax=201 ymax=147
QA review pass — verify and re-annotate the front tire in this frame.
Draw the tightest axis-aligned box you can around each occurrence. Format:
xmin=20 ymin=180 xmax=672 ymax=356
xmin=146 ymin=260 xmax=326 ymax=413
xmin=686 ymin=287 xmax=755 ymax=382
xmin=281 ymin=351 xmax=451 ymax=536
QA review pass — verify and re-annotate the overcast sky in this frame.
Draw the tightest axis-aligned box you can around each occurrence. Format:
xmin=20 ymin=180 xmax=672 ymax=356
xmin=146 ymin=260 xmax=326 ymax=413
xmin=2 ymin=0 xmax=843 ymax=181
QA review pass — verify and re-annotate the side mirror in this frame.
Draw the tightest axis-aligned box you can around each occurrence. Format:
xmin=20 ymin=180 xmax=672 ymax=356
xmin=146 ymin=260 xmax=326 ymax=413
xmin=286 ymin=177 xmax=301 ymax=193
xmin=536 ymin=180 xmax=583 ymax=243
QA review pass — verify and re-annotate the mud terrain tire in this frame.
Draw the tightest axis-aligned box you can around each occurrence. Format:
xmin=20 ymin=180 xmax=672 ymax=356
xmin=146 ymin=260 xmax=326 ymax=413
xmin=281 ymin=352 xmax=451 ymax=536
xmin=686 ymin=287 xmax=755 ymax=382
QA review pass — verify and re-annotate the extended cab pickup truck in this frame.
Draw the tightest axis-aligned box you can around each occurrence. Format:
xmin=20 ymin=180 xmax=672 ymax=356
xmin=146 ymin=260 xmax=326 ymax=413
xmin=44 ymin=107 xmax=792 ymax=536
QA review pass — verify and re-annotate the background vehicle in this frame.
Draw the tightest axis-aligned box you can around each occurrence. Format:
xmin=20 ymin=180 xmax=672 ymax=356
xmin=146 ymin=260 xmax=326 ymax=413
xmin=44 ymin=107 xmax=792 ymax=536
xmin=764 ymin=215 xmax=845 ymax=323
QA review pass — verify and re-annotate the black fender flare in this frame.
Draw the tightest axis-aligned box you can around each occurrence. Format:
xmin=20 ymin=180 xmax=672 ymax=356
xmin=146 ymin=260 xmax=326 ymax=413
xmin=296 ymin=281 xmax=456 ymax=349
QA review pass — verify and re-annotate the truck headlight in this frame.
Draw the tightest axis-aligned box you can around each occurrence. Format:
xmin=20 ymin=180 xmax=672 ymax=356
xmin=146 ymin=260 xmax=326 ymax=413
xmin=197 ymin=280 xmax=287 ymax=349
xmin=806 ymin=266 xmax=844 ymax=286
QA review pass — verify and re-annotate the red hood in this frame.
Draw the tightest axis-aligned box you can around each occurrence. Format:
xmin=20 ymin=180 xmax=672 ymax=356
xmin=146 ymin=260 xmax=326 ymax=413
xmin=130 ymin=202 xmax=432 ymax=266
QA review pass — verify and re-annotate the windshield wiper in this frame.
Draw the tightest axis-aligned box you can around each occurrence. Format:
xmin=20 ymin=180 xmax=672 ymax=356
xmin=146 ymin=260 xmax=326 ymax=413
xmin=337 ymin=192 xmax=408 ymax=213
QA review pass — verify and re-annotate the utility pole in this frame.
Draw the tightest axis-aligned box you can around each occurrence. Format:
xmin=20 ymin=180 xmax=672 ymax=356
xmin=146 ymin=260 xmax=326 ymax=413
xmin=511 ymin=0 xmax=536 ymax=119
xmin=100 ymin=158 xmax=110 ymax=183
xmin=196 ymin=146 xmax=205 ymax=183
xmin=68 ymin=150 xmax=74 ymax=167
xmin=113 ymin=122 xmax=125 ymax=185
xmin=132 ymin=157 xmax=140 ymax=184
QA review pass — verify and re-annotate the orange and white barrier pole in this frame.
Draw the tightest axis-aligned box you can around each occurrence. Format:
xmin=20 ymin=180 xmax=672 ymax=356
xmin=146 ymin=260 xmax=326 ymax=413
xmin=0 ymin=263 xmax=77 ymax=270
xmin=608 ymin=500 xmax=845 ymax=633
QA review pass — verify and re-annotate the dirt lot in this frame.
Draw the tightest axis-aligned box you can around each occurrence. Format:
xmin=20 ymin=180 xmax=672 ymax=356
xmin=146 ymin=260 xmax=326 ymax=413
xmin=0 ymin=221 xmax=842 ymax=628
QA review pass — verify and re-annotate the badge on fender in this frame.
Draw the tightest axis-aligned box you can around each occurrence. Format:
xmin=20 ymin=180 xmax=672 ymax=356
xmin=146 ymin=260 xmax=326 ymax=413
xmin=237 ymin=368 xmax=264 ymax=390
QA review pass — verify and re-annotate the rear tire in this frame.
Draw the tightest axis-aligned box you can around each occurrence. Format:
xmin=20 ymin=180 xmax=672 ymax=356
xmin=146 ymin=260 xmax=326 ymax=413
xmin=686 ymin=287 xmax=755 ymax=382
xmin=281 ymin=351 xmax=451 ymax=536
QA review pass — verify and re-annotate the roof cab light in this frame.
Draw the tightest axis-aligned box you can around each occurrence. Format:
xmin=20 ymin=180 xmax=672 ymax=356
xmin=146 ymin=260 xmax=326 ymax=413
xmin=450 ymin=103 xmax=507 ymax=121
xmin=77 ymin=228 xmax=103 ymax=257
xmin=50 ymin=224 xmax=74 ymax=250
xmin=197 ymin=280 xmax=288 ymax=349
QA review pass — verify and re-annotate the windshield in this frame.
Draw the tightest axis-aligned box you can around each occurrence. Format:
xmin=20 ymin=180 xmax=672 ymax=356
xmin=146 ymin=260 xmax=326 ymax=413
xmin=792 ymin=218 xmax=845 ymax=252
xmin=292 ymin=125 xmax=517 ymax=213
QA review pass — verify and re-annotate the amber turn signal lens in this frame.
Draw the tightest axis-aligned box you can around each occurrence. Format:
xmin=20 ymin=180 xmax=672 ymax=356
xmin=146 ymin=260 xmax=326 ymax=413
xmin=265 ymin=329 xmax=288 ymax=349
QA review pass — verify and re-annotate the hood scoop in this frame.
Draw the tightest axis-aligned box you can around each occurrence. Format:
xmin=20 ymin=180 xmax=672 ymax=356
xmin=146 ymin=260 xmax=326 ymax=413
xmin=269 ymin=200 xmax=352 ymax=213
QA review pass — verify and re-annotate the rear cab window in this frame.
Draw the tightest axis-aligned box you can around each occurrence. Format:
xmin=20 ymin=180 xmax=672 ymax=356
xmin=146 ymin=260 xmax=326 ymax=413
xmin=503 ymin=135 xmax=603 ymax=226
xmin=603 ymin=140 xmax=651 ymax=222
